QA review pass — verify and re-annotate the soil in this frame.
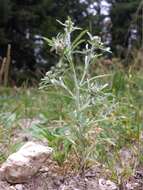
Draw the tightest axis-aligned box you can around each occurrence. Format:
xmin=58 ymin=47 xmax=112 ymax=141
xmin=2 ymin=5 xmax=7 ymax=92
xmin=0 ymin=163 xmax=143 ymax=190
xmin=0 ymin=163 xmax=100 ymax=190
xmin=0 ymin=118 xmax=143 ymax=190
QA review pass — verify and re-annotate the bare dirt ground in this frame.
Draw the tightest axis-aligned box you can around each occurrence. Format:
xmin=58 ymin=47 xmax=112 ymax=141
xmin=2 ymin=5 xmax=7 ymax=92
xmin=0 ymin=162 xmax=101 ymax=190
xmin=1 ymin=163 xmax=143 ymax=190
xmin=0 ymin=119 xmax=143 ymax=190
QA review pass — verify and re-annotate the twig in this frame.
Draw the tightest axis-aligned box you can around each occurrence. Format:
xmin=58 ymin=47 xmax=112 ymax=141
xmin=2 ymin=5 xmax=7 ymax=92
xmin=4 ymin=44 xmax=11 ymax=86
xmin=0 ymin=57 xmax=6 ymax=85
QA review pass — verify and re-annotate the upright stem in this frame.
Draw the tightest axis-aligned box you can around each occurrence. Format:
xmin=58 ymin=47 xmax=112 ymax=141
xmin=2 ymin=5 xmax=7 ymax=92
xmin=69 ymin=58 xmax=80 ymax=112
xmin=66 ymin=29 xmax=80 ymax=112
xmin=4 ymin=44 xmax=11 ymax=86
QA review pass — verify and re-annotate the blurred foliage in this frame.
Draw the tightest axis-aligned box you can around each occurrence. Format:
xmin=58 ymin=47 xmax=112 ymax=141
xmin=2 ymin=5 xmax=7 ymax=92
xmin=0 ymin=0 xmax=89 ymax=70
xmin=0 ymin=0 xmax=142 ymax=77
xmin=111 ymin=0 xmax=142 ymax=56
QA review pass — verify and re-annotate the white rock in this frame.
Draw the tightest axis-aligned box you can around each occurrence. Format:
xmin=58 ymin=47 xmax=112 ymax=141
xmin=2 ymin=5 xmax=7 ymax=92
xmin=0 ymin=142 xmax=53 ymax=184
xmin=9 ymin=186 xmax=16 ymax=190
xmin=126 ymin=182 xmax=139 ymax=190
xmin=15 ymin=184 xmax=23 ymax=190
xmin=9 ymin=184 xmax=23 ymax=190
xmin=126 ymin=183 xmax=134 ymax=190
xmin=99 ymin=178 xmax=118 ymax=190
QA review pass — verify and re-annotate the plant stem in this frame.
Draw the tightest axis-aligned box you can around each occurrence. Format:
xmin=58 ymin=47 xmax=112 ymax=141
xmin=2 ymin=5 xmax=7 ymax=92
xmin=69 ymin=57 xmax=80 ymax=112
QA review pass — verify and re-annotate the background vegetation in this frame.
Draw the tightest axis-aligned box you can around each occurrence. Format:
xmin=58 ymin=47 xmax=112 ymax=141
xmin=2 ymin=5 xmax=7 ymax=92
xmin=0 ymin=0 xmax=142 ymax=83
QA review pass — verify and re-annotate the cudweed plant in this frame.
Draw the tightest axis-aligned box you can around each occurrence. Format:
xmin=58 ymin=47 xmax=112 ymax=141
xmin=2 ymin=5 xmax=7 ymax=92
xmin=39 ymin=17 xmax=113 ymax=171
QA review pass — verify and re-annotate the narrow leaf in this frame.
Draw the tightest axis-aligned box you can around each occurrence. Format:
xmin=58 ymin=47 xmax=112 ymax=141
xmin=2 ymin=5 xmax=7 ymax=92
xmin=72 ymin=30 xmax=87 ymax=48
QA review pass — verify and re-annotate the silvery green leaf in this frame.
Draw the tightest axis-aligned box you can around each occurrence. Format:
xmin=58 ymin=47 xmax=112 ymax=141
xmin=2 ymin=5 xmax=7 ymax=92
xmin=56 ymin=19 xmax=67 ymax=27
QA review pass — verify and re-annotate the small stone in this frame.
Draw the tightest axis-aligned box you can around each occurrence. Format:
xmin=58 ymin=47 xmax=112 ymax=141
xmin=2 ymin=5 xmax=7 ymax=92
xmin=126 ymin=182 xmax=139 ymax=190
xmin=15 ymin=184 xmax=23 ymax=190
xmin=9 ymin=186 xmax=16 ymax=190
xmin=99 ymin=178 xmax=118 ymax=190
xmin=126 ymin=183 xmax=134 ymax=190
xmin=39 ymin=166 xmax=49 ymax=172
xmin=0 ymin=142 xmax=53 ymax=184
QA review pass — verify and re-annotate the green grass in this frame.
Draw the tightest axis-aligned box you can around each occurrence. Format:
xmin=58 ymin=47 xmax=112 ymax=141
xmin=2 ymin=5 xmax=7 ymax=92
xmin=0 ymin=87 xmax=71 ymax=162
xmin=0 ymin=87 xmax=71 ymax=119
xmin=0 ymin=66 xmax=143 ymax=187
